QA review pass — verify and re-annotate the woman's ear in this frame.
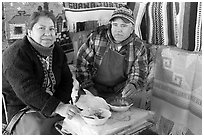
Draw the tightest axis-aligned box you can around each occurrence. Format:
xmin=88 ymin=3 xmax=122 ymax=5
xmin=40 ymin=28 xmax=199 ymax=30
xmin=27 ymin=29 xmax=31 ymax=37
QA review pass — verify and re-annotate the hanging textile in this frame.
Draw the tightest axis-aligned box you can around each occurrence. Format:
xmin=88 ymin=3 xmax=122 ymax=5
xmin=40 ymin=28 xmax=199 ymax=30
xmin=145 ymin=2 xmax=178 ymax=46
xmin=130 ymin=2 xmax=147 ymax=39
xmin=151 ymin=46 xmax=202 ymax=135
xmin=177 ymin=2 xmax=202 ymax=51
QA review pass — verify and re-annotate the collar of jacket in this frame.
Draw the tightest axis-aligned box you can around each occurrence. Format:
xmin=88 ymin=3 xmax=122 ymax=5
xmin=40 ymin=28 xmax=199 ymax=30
xmin=27 ymin=36 xmax=54 ymax=57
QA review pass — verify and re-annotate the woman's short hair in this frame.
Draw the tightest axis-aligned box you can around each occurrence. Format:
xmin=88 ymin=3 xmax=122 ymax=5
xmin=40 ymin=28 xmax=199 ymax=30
xmin=27 ymin=10 xmax=56 ymax=30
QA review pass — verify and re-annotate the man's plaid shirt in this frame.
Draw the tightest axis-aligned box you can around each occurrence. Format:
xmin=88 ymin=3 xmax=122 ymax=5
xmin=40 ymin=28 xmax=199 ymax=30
xmin=76 ymin=25 xmax=149 ymax=91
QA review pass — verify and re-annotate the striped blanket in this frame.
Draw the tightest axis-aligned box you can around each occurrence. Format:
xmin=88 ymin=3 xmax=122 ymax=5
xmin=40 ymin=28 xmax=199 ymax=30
xmin=140 ymin=2 xmax=202 ymax=51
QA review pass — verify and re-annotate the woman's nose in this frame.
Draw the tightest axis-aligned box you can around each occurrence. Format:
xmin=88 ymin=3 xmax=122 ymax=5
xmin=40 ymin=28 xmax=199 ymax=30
xmin=44 ymin=29 xmax=51 ymax=35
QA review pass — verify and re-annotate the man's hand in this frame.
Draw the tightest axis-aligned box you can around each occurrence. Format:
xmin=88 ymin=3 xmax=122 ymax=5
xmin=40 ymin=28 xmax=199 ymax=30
xmin=121 ymin=83 xmax=136 ymax=98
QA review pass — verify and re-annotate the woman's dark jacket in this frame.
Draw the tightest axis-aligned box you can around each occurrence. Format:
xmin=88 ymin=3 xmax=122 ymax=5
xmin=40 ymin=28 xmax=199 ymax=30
xmin=2 ymin=36 xmax=73 ymax=120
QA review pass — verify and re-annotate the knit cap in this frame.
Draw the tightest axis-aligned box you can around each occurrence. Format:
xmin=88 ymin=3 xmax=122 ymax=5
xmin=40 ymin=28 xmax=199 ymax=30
xmin=109 ymin=6 xmax=135 ymax=25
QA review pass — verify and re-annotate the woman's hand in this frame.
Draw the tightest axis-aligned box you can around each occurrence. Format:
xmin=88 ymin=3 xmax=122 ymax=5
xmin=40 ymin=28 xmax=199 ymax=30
xmin=121 ymin=83 xmax=136 ymax=98
xmin=54 ymin=102 xmax=80 ymax=119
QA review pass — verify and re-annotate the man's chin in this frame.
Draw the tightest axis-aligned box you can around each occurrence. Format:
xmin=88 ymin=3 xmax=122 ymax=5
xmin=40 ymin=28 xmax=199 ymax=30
xmin=114 ymin=38 xmax=123 ymax=43
xmin=41 ymin=41 xmax=53 ymax=47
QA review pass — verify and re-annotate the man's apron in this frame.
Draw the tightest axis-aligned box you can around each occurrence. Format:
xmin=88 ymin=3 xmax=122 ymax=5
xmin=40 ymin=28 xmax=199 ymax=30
xmin=93 ymin=48 xmax=127 ymax=99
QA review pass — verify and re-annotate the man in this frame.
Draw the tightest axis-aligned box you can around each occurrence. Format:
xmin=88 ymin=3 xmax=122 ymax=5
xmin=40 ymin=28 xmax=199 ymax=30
xmin=76 ymin=6 xmax=149 ymax=100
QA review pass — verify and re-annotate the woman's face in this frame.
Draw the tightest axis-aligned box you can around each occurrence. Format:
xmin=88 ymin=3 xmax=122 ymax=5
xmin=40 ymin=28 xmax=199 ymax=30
xmin=111 ymin=18 xmax=133 ymax=43
xmin=28 ymin=16 xmax=56 ymax=47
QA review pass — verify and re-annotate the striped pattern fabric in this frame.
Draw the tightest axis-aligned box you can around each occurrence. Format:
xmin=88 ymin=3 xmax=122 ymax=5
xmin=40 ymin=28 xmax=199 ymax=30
xmin=143 ymin=2 xmax=202 ymax=51
xmin=177 ymin=2 xmax=202 ymax=51
xmin=131 ymin=2 xmax=147 ymax=39
xmin=145 ymin=2 xmax=178 ymax=46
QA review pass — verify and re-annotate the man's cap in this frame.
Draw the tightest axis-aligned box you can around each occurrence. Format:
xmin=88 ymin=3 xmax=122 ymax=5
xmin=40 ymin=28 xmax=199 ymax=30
xmin=109 ymin=6 xmax=135 ymax=25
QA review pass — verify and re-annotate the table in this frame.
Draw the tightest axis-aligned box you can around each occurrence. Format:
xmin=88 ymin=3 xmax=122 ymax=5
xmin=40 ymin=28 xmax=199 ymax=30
xmin=57 ymin=107 xmax=155 ymax=135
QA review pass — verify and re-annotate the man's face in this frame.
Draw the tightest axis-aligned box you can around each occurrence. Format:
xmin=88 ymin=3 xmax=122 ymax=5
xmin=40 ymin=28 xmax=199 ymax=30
xmin=111 ymin=18 xmax=133 ymax=43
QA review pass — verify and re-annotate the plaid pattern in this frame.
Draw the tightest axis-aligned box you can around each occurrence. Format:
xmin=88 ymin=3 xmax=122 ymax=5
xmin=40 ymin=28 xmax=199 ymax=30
xmin=76 ymin=25 xmax=149 ymax=90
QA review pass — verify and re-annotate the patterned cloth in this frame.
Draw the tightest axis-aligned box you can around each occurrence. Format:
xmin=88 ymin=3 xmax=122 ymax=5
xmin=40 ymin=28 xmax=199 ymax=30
xmin=151 ymin=45 xmax=202 ymax=135
xmin=145 ymin=2 xmax=178 ymax=46
xmin=143 ymin=2 xmax=202 ymax=51
xmin=76 ymin=24 xmax=149 ymax=90
xmin=110 ymin=6 xmax=135 ymax=25
xmin=177 ymin=2 xmax=202 ymax=51
xmin=27 ymin=36 xmax=56 ymax=96
xmin=132 ymin=2 xmax=147 ymax=39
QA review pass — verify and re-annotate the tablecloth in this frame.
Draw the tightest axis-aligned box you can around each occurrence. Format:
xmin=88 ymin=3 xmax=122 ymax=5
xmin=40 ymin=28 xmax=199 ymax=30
xmin=61 ymin=107 xmax=155 ymax=135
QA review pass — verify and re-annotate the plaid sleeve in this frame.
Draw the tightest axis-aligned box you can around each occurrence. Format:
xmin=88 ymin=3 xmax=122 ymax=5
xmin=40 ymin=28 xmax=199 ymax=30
xmin=76 ymin=34 xmax=96 ymax=89
xmin=128 ymin=43 xmax=149 ymax=91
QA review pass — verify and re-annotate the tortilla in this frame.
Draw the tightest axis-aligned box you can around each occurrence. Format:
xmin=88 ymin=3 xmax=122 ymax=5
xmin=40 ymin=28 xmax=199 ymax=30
xmin=75 ymin=94 xmax=110 ymax=110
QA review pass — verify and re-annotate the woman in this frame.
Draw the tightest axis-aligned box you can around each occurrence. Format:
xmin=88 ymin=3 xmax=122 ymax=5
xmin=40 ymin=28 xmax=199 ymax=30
xmin=2 ymin=10 xmax=79 ymax=134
